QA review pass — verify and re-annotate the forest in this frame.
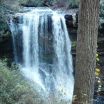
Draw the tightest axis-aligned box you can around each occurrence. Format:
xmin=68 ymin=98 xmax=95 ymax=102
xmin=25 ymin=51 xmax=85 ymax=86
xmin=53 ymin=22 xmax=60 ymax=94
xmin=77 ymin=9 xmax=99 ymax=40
xmin=0 ymin=0 xmax=104 ymax=104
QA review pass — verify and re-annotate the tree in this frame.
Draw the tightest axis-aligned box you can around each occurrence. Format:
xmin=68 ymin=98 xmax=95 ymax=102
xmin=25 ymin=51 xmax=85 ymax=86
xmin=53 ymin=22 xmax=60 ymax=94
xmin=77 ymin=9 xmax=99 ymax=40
xmin=73 ymin=0 xmax=100 ymax=104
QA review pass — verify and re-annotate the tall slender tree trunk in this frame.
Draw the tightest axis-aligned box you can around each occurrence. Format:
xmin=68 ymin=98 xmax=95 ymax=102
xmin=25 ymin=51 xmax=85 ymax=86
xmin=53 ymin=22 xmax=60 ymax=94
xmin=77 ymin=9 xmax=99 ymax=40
xmin=73 ymin=0 xmax=100 ymax=104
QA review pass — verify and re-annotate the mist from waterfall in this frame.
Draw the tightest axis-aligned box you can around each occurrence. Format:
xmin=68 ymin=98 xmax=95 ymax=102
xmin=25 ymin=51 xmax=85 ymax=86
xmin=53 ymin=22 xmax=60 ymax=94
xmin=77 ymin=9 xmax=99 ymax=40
xmin=9 ymin=8 xmax=74 ymax=103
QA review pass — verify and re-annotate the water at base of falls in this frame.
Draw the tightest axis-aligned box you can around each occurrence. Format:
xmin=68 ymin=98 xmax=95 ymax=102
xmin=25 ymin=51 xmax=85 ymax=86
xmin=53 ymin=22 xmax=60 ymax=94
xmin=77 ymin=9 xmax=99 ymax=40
xmin=9 ymin=8 xmax=74 ymax=103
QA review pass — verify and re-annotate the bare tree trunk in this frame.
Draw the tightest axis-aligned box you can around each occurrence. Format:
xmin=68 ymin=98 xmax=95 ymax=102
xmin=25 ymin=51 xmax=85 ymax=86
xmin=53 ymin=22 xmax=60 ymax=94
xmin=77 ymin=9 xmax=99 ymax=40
xmin=73 ymin=0 xmax=100 ymax=104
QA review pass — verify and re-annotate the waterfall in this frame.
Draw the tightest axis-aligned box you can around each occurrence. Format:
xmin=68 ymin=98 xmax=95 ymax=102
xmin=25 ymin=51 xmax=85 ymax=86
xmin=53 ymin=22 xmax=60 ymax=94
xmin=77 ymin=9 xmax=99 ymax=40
xmin=9 ymin=8 xmax=74 ymax=103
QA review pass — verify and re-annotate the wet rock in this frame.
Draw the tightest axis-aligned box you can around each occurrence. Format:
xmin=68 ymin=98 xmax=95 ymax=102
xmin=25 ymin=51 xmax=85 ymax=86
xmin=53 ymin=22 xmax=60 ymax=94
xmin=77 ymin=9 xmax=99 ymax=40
xmin=21 ymin=4 xmax=37 ymax=7
xmin=12 ymin=16 xmax=20 ymax=23
xmin=65 ymin=14 xmax=73 ymax=28
xmin=65 ymin=14 xmax=73 ymax=21
xmin=0 ymin=31 xmax=13 ymax=59
xmin=101 ymin=23 xmax=104 ymax=28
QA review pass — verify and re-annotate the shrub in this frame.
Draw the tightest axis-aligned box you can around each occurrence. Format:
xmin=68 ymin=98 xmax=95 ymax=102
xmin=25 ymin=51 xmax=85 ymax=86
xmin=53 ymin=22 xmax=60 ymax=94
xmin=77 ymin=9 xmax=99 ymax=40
xmin=0 ymin=60 xmax=43 ymax=104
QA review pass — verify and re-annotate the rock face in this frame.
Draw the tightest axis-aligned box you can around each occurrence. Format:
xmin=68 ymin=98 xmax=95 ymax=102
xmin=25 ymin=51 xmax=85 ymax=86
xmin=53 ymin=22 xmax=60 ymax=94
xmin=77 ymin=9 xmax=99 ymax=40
xmin=65 ymin=15 xmax=73 ymax=27
xmin=0 ymin=13 xmax=13 ymax=59
xmin=0 ymin=32 xmax=13 ymax=59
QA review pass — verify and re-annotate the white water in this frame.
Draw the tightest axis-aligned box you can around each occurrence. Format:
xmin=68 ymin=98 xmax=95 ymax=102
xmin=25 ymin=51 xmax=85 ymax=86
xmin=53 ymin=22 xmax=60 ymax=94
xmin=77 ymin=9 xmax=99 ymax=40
xmin=9 ymin=8 xmax=74 ymax=103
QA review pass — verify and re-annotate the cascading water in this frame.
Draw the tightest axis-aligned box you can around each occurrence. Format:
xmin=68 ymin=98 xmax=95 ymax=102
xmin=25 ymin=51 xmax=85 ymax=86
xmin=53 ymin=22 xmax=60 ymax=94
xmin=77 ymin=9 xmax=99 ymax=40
xmin=9 ymin=8 xmax=74 ymax=103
